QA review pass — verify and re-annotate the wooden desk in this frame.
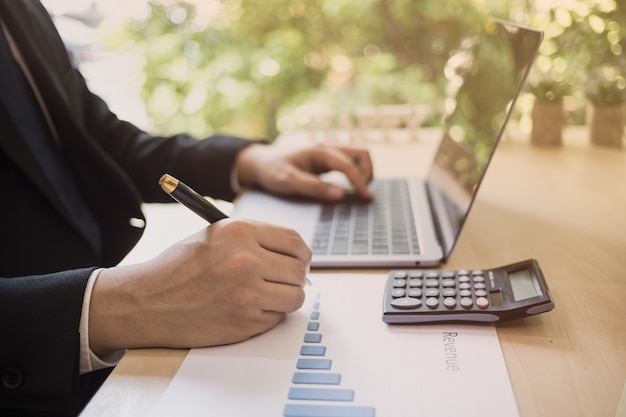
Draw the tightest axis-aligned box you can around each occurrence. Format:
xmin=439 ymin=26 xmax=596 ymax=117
xmin=80 ymin=127 xmax=626 ymax=417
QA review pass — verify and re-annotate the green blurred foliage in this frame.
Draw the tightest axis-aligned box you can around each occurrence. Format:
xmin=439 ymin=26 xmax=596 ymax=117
xmin=104 ymin=0 xmax=513 ymax=139
xmin=102 ymin=0 xmax=624 ymax=139
xmin=527 ymin=0 xmax=625 ymax=104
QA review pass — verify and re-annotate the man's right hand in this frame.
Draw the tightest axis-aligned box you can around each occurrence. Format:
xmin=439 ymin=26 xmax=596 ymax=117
xmin=88 ymin=219 xmax=310 ymax=355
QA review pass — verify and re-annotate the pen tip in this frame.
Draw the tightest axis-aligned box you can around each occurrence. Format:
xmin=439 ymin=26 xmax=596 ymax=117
xmin=159 ymin=174 xmax=178 ymax=193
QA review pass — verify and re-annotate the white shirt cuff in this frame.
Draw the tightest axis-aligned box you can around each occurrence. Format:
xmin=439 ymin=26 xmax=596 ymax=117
xmin=79 ymin=268 xmax=126 ymax=375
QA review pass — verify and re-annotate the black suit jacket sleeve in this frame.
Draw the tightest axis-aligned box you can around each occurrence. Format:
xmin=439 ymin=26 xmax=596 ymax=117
xmin=0 ymin=268 xmax=92 ymax=415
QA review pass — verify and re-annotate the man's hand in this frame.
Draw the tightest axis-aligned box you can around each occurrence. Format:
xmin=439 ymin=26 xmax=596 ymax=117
xmin=235 ymin=143 xmax=374 ymax=201
xmin=89 ymin=219 xmax=310 ymax=354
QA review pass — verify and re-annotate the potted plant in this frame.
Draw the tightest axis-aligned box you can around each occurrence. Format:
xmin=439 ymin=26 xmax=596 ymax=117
xmin=584 ymin=75 xmax=626 ymax=148
xmin=528 ymin=79 xmax=571 ymax=146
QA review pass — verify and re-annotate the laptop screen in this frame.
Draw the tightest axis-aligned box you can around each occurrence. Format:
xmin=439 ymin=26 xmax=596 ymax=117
xmin=426 ymin=20 xmax=543 ymax=259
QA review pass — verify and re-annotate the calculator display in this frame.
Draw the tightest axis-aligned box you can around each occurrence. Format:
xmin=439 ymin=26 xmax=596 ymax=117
xmin=508 ymin=269 xmax=538 ymax=301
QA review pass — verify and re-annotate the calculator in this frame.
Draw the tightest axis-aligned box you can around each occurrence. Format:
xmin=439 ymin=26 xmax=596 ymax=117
xmin=382 ymin=259 xmax=554 ymax=324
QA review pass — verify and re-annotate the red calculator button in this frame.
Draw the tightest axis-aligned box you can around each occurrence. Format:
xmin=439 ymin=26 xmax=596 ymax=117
xmin=476 ymin=297 xmax=489 ymax=309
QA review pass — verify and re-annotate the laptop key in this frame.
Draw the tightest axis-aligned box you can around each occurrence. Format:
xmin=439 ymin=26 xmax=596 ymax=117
xmin=310 ymin=178 xmax=421 ymax=256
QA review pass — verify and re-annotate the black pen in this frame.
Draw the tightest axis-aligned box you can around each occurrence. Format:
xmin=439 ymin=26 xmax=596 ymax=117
xmin=159 ymin=173 xmax=312 ymax=285
xmin=159 ymin=174 xmax=228 ymax=223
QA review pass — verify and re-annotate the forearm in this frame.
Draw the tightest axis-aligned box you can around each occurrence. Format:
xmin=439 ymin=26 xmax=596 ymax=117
xmin=88 ymin=260 xmax=178 ymax=354
xmin=80 ymin=269 xmax=126 ymax=374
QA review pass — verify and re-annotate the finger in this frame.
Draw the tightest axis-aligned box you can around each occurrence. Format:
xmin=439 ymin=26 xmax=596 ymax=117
xmin=254 ymin=223 xmax=312 ymax=268
xmin=337 ymin=146 xmax=374 ymax=182
xmin=258 ymin=311 xmax=287 ymax=328
xmin=258 ymin=281 xmax=306 ymax=314
xmin=249 ymin=223 xmax=311 ymax=288
xmin=256 ymin=248 xmax=309 ymax=288
xmin=310 ymin=146 xmax=373 ymax=200
xmin=236 ymin=310 xmax=287 ymax=341
xmin=281 ymin=167 xmax=348 ymax=201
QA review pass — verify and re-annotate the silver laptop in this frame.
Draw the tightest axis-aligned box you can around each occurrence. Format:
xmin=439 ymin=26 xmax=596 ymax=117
xmin=233 ymin=20 xmax=543 ymax=268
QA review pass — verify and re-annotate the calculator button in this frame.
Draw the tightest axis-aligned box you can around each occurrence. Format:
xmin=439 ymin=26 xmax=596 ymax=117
xmin=472 ymin=270 xmax=484 ymax=276
xmin=426 ymin=297 xmax=439 ymax=309
xmin=442 ymin=279 xmax=456 ymax=288
xmin=459 ymin=282 xmax=471 ymax=290
xmin=425 ymin=288 xmax=439 ymax=297
xmin=425 ymin=279 xmax=439 ymax=288
xmin=391 ymin=288 xmax=406 ymax=298
xmin=460 ymin=297 xmax=473 ymax=308
xmin=442 ymin=288 xmax=457 ymax=297
xmin=391 ymin=297 xmax=422 ymax=309
xmin=408 ymin=288 xmax=423 ymax=298
xmin=476 ymin=297 xmax=489 ymax=309
xmin=457 ymin=270 xmax=469 ymax=276
xmin=393 ymin=271 xmax=408 ymax=279
xmin=408 ymin=278 xmax=423 ymax=287
xmin=441 ymin=271 xmax=456 ymax=278
xmin=458 ymin=276 xmax=470 ymax=283
xmin=474 ymin=282 xmax=486 ymax=290
xmin=473 ymin=276 xmax=485 ymax=283
xmin=443 ymin=297 xmax=456 ymax=309
xmin=426 ymin=271 xmax=440 ymax=279
xmin=409 ymin=271 xmax=424 ymax=278
xmin=459 ymin=289 xmax=471 ymax=297
xmin=475 ymin=290 xmax=487 ymax=297
xmin=393 ymin=279 xmax=407 ymax=288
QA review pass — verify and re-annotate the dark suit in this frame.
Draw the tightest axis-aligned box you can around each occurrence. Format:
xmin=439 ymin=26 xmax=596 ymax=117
xmin=0 ymin=1 xmax=252 ymax=415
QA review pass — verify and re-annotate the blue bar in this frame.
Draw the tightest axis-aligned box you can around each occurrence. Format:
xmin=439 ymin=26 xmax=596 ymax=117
xmin=288 ymin=388 xmax=354 ymax=401
xmin=292 ymin=373 xmax=341 ymax=385
xmin=310 ymin=311 xmax=320 ymax=320
xmin=304 ymin=333 xmax=322 ymax=343
xmin=300 ymin=346 xmax=326 ymax=356
xmin=307 ymin=322 xmax=320 ymax=331
xmin=296 ymin=359 xmax=332 ymax=370
xmin=283 ymin=404 xmax=376 ymax=417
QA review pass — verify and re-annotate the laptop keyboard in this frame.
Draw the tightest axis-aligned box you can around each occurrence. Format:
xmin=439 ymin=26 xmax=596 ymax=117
xmin=311 ymin=179 xmax=420 ymax=256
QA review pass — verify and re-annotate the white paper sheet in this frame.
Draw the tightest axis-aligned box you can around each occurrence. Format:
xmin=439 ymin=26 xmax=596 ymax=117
xmin=148 ymin=273 xmax=519 ymax=417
